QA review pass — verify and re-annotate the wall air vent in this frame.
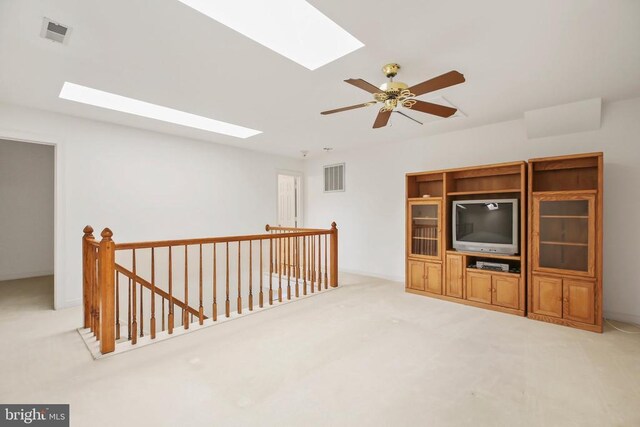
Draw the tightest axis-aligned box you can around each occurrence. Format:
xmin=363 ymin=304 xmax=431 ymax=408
xmin=324 ymin=163 xmax=345 ymax=193
xmin=40 ymin=18 xmax=71 ymax=44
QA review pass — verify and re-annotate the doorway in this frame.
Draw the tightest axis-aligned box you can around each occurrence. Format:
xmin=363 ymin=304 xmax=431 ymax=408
xmin=277 ymin=172 xmax=302 ymax=227
xmin=0 ymin=139 xmax=55 ymax=309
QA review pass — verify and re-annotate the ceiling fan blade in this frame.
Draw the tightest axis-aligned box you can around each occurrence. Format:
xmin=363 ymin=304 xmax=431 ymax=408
xmin=404 ymin=100 xmax=457 ymax=118
xmin=408 ymin=70 xmax=465 ymax=97
xmin=345 ymin=78 xmax=382 ymax=94
xmin=394 ymin=110 xmax=423 ymax=125
xmin=321 ymin=101 xmax=376 ymax=115
xmin=373 ymin=109 xmax=392 ymax=128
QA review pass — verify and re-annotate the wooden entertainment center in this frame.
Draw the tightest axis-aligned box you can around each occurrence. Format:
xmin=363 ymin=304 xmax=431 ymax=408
xmin=406 ymin=152 xmax=603 ymax=332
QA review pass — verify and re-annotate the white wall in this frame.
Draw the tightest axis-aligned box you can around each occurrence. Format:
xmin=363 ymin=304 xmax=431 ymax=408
xmin=305 ymin=97 xmax=640 ymax=324
xmin=0 ymin=103 xmax=303 ymax=310
xmin=0 ymin=139 xmax=54 ymax=280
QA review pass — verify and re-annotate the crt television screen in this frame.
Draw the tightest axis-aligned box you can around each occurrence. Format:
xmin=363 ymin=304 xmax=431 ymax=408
xmin=456 ymin=202 xmax=513 ymax=244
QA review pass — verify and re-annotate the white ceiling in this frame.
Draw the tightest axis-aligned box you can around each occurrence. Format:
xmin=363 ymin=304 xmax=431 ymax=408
xmin=1 ymin=0 xmax=639 ymax=157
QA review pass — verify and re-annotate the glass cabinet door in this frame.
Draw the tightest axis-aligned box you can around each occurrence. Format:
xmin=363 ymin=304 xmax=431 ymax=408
xmin=409 ymin=202 xmax=440 ymax=258
xmin=533 ymin=195 xmax=595 ymax=276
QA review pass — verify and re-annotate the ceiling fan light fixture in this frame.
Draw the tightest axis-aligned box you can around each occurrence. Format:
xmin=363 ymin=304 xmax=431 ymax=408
xmin=320 ymin=64 xmax=465 ymax=128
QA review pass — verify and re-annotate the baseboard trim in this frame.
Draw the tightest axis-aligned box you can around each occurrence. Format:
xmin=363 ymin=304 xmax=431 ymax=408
xmin=0 ymin=270 xmax=54 ymax=282
xmin=340 ymin=268 xmax=404 ymax=283
xmin=58 ymin=298 xmax=82 ymax=310
xmin=604 ymin=310 xmax=640 ymax=325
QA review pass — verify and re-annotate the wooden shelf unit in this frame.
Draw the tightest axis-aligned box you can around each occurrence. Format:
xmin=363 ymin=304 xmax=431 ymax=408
xmin=406 ymin=161 xmax=527 ymax=316
xmin=528 ymin=152 xmax=603 ymax=332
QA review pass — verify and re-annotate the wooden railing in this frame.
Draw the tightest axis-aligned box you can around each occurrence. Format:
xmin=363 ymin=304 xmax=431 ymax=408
xmin=82 ymin=223 xmax=338 ymax=355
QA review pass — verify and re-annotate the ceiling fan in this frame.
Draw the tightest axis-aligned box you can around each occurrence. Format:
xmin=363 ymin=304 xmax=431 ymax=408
xmin=321 ymin=64 xmax=465 ymax=128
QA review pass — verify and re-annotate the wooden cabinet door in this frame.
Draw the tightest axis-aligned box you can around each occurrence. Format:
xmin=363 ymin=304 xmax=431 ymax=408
xmin=466 ymin=271 xmax=492 ymax=304
xmin=424 ymin=262 xmax=442 ymax=294
xmin=445 ymin=254 xmax=464 ymax=298
xmin=407 ymin=260 xmax=425 ymax=291
xmin=532 ymin=194 xmax=596 ymax=277
xmin=492 ymin=276 xmax=519 ymax=309
xmin=408 ymin=201 xmax=441 ymax=259
xmin=531 ymin=275 xmax=563 ymax=318
xmin=563 ymin=279 xmax=595 ymax=324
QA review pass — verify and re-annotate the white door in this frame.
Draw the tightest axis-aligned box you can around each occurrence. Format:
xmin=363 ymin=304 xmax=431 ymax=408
xmin=277 ymin=174 xmax=301 ymax=227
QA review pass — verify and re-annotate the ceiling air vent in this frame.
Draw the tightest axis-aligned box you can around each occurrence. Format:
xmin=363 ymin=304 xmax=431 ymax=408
xmin=324 ymin=163 xmax=345 ymax=193
xmin=40 ymin=18 xmax=71 ymax=44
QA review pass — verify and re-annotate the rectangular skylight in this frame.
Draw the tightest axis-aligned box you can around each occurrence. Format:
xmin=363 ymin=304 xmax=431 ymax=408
xmin=59 ymin=82 xmax=262 ymax=139
xmin=177 ymin=0 xmax=364 ymax=70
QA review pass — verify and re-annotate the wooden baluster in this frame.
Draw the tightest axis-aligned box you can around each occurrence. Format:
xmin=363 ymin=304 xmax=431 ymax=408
xmin=287 ymin=236 xmax=291 ymax=300
xmin=249 ymin=240 xmax=253 ymax=311
xmin=330 ymin=222 xmax=338 ymax=287
xmin=150 ymin=247 xmax=156 ymax=339
xmin=225 ymin=242 xmax=230 ymax=317
xmin=132 ymin=249 xmax=137 ymax=344
xmin=324 ymin=234 xmax=329 ymax=289
xmin=213 ymin=243 xmax=217 ymax=321
xmin=318 ymin=234 xmax=322 ymax=291
xmin=237 ymin=241 xmax=242 ymax=314
xmin=278 ymin=237 xmax=283 ymax=302
xmin=269 ymin=239 xmax=273 ymax=305
xmin=115 ymin=273 xmax=120 ymax=340
xmin=259 ymin=240 xmax=264 ymax=308
xmin=98 ymin=228 xmax=116 ymax=354
xmin=199 ymin=244 xmax=204 ymax=325
xmin=162 ymin=297 xmax=165 ymax=332
xmin=127 ymin=277 xmax=132 ymax=340
xmin=310 ymin=235 xmax=315 ymax=293
xmin=93 ymin=247 xmax=99 ymax=338
xmin=303 ymin=236 xmax=307 ymax=295
xmin=139 ymin=251 xmax=144 ymax=337
xmin=82 ymin=226 xmax=94 ymax=329
xmin=168 ymin=246 xmax=174 ymax=334
xmin=184 ymin=245 xmax=189 ymax=329
xmin=295 ymin=236 xmax=299 ymax=297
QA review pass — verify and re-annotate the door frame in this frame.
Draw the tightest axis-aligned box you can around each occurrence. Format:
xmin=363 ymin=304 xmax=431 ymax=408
xmin=276 ymin=170 xmax=303 ymax=227
xmin=0 ymin=128 xmax=64 ymax=310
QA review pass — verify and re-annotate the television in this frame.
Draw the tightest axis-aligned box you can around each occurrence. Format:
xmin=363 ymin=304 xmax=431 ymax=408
xmin=452 ymin=199 xmax=519 ymax=255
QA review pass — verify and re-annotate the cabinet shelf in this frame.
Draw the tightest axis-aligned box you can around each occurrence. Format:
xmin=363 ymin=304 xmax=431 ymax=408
xmin=413 ymin=237 xmax=438 ymax=240
xmin=466 ymin=268 xmax=521 ymax=278
xmin=412 ymin=217 xmax=438 ymax=220
xmin=447 ymin=189 xmax=521 ymax=196
xmin=446 ymin=250 xmax=520 ymax=261
xmin=540 ymin=215 xmax=588 ymax=219
xmin=540 ymin=241 xmax=588 ymax=247
xmin=407 ymin=197 xmax=442 ymax=202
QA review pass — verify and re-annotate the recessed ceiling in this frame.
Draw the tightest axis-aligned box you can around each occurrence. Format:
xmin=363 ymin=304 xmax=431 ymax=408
xmin=0 ymin=0 xmax=639 ymax=157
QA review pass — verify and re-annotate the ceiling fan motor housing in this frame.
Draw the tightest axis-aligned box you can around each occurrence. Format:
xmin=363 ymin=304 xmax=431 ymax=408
xmin=382 ymin=63 xmax=400 ymax=78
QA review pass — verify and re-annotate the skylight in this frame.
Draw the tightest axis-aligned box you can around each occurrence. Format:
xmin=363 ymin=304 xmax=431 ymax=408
xmin=58 ymin=82 xmax=262 ymax=139
xmin=177 ymin=0 xmax=364 ymax=70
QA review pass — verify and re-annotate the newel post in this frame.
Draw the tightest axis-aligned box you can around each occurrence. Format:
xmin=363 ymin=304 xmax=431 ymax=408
xmin=82 ymin=226 xmax=95 ymax=329
xmin=330 ymin=222 xmax=338 ymax=287
xmin=99 ymin=228 xmax=116 ymax=354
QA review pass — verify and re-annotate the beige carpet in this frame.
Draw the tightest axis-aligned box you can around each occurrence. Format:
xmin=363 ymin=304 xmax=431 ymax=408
xmin=0 ymin=274 xmax=639 ymax=426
